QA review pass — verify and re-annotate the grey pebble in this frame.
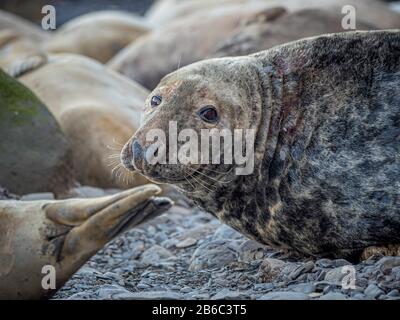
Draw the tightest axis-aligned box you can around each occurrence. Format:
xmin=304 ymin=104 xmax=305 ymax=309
xmin=364 ymin=284 xmax=384 ymax=299
xmin=212 ymin=288 xmax=250 ymax=300
xmin=288 ymin=283 xmax=316 ymax=294
xmin=289 ymin=261 xmax=315 ymax=280
xmin=319 ymin=292 xmax=348 ymax=300
xmin=141 ymin=245 xmax=174 ymax=266
xmin=387 ymin=289 xmax=400 ymax=297
xmin=258 ymin=291 xmax=309 ymax=300
xmin=21 ymin=192 xmax=54 ymax=201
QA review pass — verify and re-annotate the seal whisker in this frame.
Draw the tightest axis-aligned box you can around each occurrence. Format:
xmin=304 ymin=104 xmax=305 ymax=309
xmin=181 ymin=170 xmax=200 ymax=195
xmin=111 ymin=163 xmax=123 ymax=176
xmin=184 ymin=169 xmax=217 ymax=193
xmin=112 ymin=138 xmax=125 ymax=147
xmin=108 ymin=153 xmax=121 ymax=159
xmin=177 ymin=54 xmax=182 ymax=70
xmin=106 ymin=144 xmax=123 ymax=151
xmin=187 ymin=167 xmax=233 ymax=185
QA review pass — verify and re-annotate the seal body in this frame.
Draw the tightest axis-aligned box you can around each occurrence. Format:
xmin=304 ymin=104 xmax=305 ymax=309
xmin=122 ymin=31 xmax=400 ymax=259
xmin=44 ymin=11 xmax=150 ymax=63
xmin=0 ymin=9 xmax=50 ymax=43
xmin=0 ymin=185 xmax=172 ymax=299
xmin=108 ymin=5 xmax=287 ymax=89
xmin=213 ymin=8 xmax=376 ymax=58
xmin=17 ymin=54 xmax=150 ymax=189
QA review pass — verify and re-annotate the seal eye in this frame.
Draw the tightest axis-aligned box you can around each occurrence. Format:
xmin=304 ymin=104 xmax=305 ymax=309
xmin=151 ymin=95 xmax=162 ymax=107
xmin=198 ymin=106 xmax=219 ymax=123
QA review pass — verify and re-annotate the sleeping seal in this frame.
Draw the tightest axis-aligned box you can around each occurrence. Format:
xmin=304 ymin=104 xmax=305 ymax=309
xmin=0 ymin=184 xmax=172 ymax=299
xmin=121 ymin=31 xmax=400 ymax=259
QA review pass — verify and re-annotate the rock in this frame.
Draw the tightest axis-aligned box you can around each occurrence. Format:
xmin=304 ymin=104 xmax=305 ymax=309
xmin=377 ymin=256 xmax=400 ymax=273
xmin=76 ymin=266 xmax=102 ymax=278
xmin=97 ymin=285 xmax=137 ymax=299
xmin=259 ymin=291 xmax=309 ymax=300
xmin=67 ymin=292 xmax=95 ymax=300
xmin=387 ymin=290 xmax=400 ymax=297
xmin=0 ymin=69 xmax=73 ymax=195
xmin=288 ymin=261 xmax=315 ymax=280
xmin=191 ymin=292 xmax=210 ymax=299
xmin=161 ymin=238 xmax=180 ymax=249
xmin=352 ymin=293 xmax=367 ymax=300
xmin=20 ymin=192 xmax=54 ymax=201
xmin=125 ymin=291 xmax=184 ymax=300
xmin=332 ymin=259 xmax=352 ymax=267
xmin=308 ymin=292 xmax=323 ymax=299
xmin=315 ymin=259 xmax=334 ymax=268
xmin=179 ymin=286 xmax=193 ymax=294
xmin=364 ymin=284 xmax=384 ymax=299
xmin=324 ymin=266 xmax=349 ymax=284
xmin=175 ymin=237 xmax=197 ymax=248
xmin=128 ymin=240 xmax=146 ymax=259
xmin=239 ymin=240 xmax=268 ymax=262
xmin=189 ymin=240 xmax=239 ymax=271
xmin=289 ymin=283 xmax=316 ymax=294
xmin=102 ymin=272 xmax=122 ymax=282
xmin=96 ymin=285 xmax=184 ymax=300
xmin=136 ymin=283 xmax=151 ymax=290
xmin=258 ymin=258 xmax=285 ymax=282
xmin=319 ymin=292 xmax=348 ymax=300
xmin=141 ymin=245 xmax=174 ymax=266
xmin=177 ymin=224 xmax=218 ymax=242
xmin=315 ymin=281 xmax=340 ymax=291
xmin=212 ymin=224 xmax=244 ymax=241
xmin=212 ymin=288 xmax=250 ymax=300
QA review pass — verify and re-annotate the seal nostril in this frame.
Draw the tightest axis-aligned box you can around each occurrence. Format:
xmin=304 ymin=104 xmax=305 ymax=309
xmin=132 ymin=140 xmax=143 ymax=161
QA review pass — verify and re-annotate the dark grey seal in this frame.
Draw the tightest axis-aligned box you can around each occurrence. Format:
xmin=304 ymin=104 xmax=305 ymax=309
xmin=121 ymin=31 xmax=400 ymax=259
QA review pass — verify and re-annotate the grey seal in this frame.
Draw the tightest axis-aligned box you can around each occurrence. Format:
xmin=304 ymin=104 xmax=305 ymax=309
xmin=121 ymin=31 xmax=400 ymax=259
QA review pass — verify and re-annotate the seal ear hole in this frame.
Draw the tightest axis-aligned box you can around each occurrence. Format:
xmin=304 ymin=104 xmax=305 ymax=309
xmin=198 ymin=106 xmax=219 ymax=123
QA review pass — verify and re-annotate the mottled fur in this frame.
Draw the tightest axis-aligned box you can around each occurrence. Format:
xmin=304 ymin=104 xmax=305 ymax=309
xmin=123 ymin=31 xmax=400 ymax=259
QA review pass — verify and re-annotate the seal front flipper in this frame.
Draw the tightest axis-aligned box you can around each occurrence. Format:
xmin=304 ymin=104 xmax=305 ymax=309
xmin=0 ymin=29 xmax=48 ymax=78
xmin=6 ymin=54 xmax=47 ymax=78
xmin=0 ymin=184 xmax=172 ymax=300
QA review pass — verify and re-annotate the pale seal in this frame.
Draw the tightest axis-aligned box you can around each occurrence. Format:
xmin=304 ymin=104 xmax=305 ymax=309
xmin=15 ymin=54 xmax=150 ymax=189
xmin=0 ymin=9 xmax=50 ymax=43
xmin=110 ymin=0 xmax=400 ymax=90
xmin=108 ymin=5 xmax=286 ymax=89
xmin=121 ymin=31 xmax=400 ymax=260
xmin=0 ymin=30 xmax=47 ymax=77
xmin=44 ymin=11 xmax=150 ymax=63
xmin=213 ymin=8 xmax=376 ymax=58
xmin=0 ymin=184 xmax=172 ymax=299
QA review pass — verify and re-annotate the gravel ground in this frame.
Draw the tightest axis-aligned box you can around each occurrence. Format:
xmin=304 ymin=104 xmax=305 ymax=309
xmin=22 ymin=186 xmax=396 ymax=301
